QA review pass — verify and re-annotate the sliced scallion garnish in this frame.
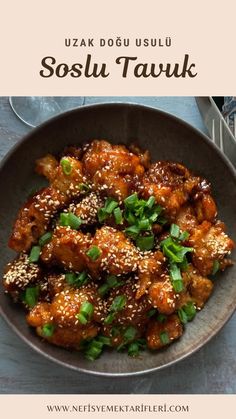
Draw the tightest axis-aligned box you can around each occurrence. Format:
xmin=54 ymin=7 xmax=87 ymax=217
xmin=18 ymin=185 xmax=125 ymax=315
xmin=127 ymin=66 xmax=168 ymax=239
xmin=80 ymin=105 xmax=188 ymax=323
xmin=60 ymin=158 xmax=72 ymax=175
xmin=136 ymin=234 xmax=155 ymax=251
xmin=159 ymin=331 xmax=170 ymax=345
xmin=42 ymin=323 xmax=55 ymax=337
xmin=22 ymin=286 xmax=39 ymax=308
xmin=29 ymin=246 xmax=41 ymax=263
xmin=39 ymin=232 xmax=52 ymax=247
xmin=59 ymin=212 xmax=82 ymax=230
xmin=86 ymin=246 xmax=101 ymax=261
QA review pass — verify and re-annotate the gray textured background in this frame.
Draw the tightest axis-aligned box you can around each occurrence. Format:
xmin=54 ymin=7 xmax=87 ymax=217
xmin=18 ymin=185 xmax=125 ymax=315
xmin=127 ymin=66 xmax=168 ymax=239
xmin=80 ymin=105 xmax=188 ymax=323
xmin=0 ymin=96 xmax=235 ymax=394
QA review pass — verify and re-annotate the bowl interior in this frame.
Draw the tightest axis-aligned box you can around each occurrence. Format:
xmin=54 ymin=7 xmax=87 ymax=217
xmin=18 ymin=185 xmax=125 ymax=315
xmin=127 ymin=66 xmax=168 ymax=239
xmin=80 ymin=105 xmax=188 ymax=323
xmin=0 ymin=103 xmax=236 ymax=376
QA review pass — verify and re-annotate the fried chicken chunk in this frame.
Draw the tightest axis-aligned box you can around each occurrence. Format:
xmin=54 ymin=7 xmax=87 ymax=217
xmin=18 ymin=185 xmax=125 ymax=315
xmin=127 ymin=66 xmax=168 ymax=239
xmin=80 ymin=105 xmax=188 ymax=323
xmin=136 ymin=251 xmax=165 ymax=299
xmin=68 ymin=192 xmax=103 ymax=226
xmin=104 ymin=280 xmax=152 ymax=330
xmin=189 ymin=221 xmax=235 ymax=276
xmin=148 ymin=275 xmax=176 ymax=315
xmin=141 ymin=161 xmax=199 ymax=218
xmin=9 ymin=156 xmax=85 ymax=252
xmin=27 ymin=285 xmax=104 ymax=349
xmin=146 ymin=315 xmax=183 ymax=350
xmin=87 ymin=226 xmax=140 ymax=276
xmin=3 ymin=253 xmax=42 ymax=300
xmin=41 ymin=226 xmax=91 ymax=271
xmin=180 ymin=265 xmax=214 ymax=309
xmin=82 ymin=140 xmax=145 ymax=201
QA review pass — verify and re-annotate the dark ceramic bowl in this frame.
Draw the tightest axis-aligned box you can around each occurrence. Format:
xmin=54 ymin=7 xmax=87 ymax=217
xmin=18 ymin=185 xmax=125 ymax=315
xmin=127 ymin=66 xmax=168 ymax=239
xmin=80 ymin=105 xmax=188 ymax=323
xmin=0 ymin=103 xmax=236 ymax=376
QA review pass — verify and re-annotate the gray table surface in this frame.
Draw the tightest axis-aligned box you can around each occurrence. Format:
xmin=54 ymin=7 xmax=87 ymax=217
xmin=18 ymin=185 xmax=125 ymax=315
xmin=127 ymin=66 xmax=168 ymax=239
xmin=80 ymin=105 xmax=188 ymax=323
xmin=0 ymin=96 xmax=235 ymax=394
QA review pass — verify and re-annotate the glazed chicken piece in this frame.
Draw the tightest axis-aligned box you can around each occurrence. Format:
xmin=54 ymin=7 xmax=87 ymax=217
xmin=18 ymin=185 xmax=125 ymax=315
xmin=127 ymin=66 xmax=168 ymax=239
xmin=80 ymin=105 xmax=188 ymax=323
xmin=193 ymin=194 xmax=217 ymax=223
xmin=35 ymin=154 xmax=58 ymax=182
xmin=47 ymin=273 xmax=68 ymax=298
xmin=87 ymin=226 xmax=140 ymax=276
xmin=189 ymin=220 xmax=235 ymax=276
xmin=3 ymin=253 xmax=42 ymax=301
xmin=36 ymin=155 xmax=85 ymax=197
xmin=41 ymin=226 xmax=91 ymax=271
xmin=103 ymin=280 xmax=152 ymax=331
xmin=68 ymin=192 xmax=104 ymax=226
xmin=146 ymin=314 xmax=183 ymax=350
xmin=141 ymin=161 xmax=199 ymax=219
xmin=174 ymin=205 xmax=198 ymax=233
xmin=9 ymin=156 xmax=85 ymax=252
xmin=179 ymin=265 xmax=214 ymax=309
xmin=27 ymin=284 xmax=104 ymax=349
xmin=136 ymin=251 xmax=165 ymax=299
xmin=82 ymin=140 xmax=145 ymax=201
xmin=148 ymin=274 xmax=176 ymax=315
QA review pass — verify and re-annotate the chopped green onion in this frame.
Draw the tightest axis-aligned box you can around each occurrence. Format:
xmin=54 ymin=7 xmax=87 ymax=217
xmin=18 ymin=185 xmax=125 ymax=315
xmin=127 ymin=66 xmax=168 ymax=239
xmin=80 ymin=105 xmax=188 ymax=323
xmin=183 ymin=301 xmax=196 ymax=321
xmin=179 ymin=231 xmax=190 ymax=241
xmin=97 ymin=336 xmax=111 ymax=346
xmin=86 ymin=246 xmax=101 ymax=261
xmin=123 ymin=326 xmax=137 ymax=342
xmin=138 ymin=219 xmax=151 ymax=231
xmin=127 ymin=342 xmax=140 ymax=357
xmin=42 ymin=323 xmax=55 ymax=337
xmin=104 ymin=197 xmax=119 ymax=214
xmin=60 ymin=158 xmax=72 ymax=175
xmin=106 ymin=275 xmax=119 ymax=287
xmin=23 ymin=286 xmax=39 ymax=308
xmin=76 ymin=271 xmax=89 ymax=287
xmin=59 ymin=212 xmax=82 ymax=229
xmin=177 ymin=307 xmax=188 ymax=324
xmin=110 ymin=295 xmax=126 ymax=312
xmin=113 ymin=207 xmax=123 ymax=224
xmin=147 ymin=308 xmax=157 ymax=318
xmin=136 ymin=234 xmax=155 ymax=251
xmin=29 ymin=246 xmax=41 ymax=263
xmin=146 ymin=196 xmax=155 ymax=209
xmin=65 ymin=271 xmax=88 ymax=288
xmin=179 ymin=256 xmax=189 ymax=271
xmin=170 ymin=263 xmax=182 ymax=281
xmin=80 ymin=301 xmax=94 ymax=317
xmin=84 ymin=335 xmax=111 ymax=361
xmin=157 ymin=313 xmax=167 ymax=323
xmin=212 ymin=260 xmax=220 ymax=275
xmin=128 ymin=339 xmax=147 ymax=357
xmin=76 ymin=301 xmax=94 ymax=324
xmin=84 ymin=340 xmax=103 ymax=361
xmin=39 ymin=232 xmax=52 ymax=247
xmin=178 ymin=302 xmax=196 ymax=323
xmin=172 ymin=280 xmax=184 ymax=293
xmin=98 ymin=197 xmax=119 ymax=223
xmin=104 ymin=312 xmax=115 ymax=325
xmin=170 ymin=224 xmax=180 ymax=238
xmin=65 ymin=272 xmax=77 ymax=285
xmin=98 ymin=283 xmax=110 ymax=297
xmin=162 ymin=244 xmax=183 ymax=263
xmin=124 ymin=210 xmax=136 ymax=225
xmin=98 ymin=275 xmax=124 ymax=297
xmin=160 ymin=331 xmax=170 ymax=345
xmin=98 ymin=208 xmax=107 ymax=223
xmin=76 ymin=313 xmax=88 ymax=325
xmin=124 ymin=193 xmax=138 ymax=208
xmin=104 ymin=295 xmax=126 ymax=324
xmin=125 ymin=225 xmax=140 ymax=238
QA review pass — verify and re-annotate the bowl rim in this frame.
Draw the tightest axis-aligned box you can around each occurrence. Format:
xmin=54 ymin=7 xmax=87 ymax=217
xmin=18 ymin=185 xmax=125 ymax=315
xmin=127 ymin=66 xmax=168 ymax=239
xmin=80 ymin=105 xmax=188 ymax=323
xmin=0 ymin=101 xmax=236 ymax=377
